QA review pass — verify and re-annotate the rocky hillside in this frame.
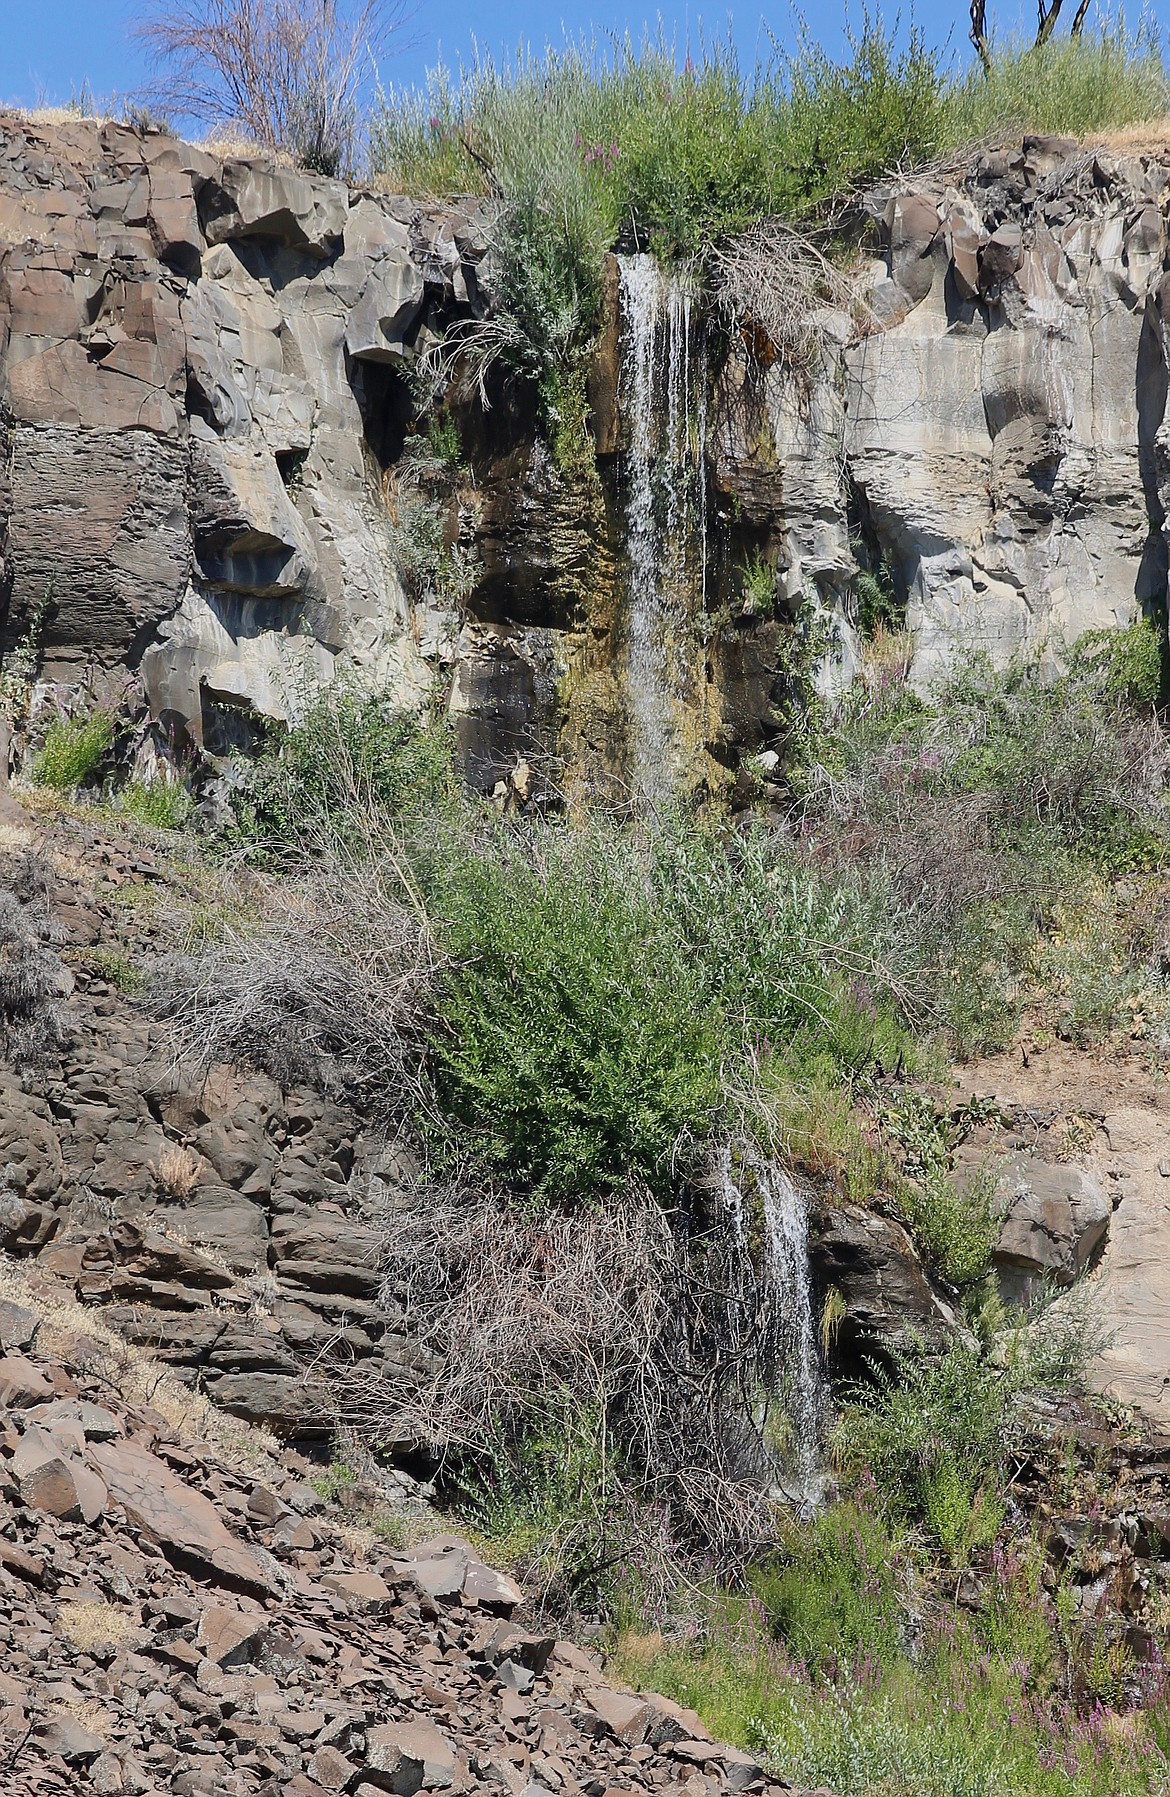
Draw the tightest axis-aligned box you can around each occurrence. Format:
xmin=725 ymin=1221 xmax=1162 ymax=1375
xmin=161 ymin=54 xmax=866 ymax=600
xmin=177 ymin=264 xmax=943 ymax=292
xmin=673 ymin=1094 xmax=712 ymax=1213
xmin=0 ymin=1261 xmax=811 ymax=1797
xmin=2 ymin=115 xmax=1169 ymax=798
xmin=0 ymin=791 xmax=1163 ymax=1449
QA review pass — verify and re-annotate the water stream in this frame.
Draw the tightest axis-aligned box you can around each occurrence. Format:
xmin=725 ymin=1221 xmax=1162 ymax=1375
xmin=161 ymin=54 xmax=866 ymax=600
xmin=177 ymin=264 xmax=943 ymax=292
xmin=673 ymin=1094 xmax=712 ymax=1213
xmin=616 ymin=253 xmax=708 ymax=805
xmin=717 ymin=1144 xmax=828 ymax=1501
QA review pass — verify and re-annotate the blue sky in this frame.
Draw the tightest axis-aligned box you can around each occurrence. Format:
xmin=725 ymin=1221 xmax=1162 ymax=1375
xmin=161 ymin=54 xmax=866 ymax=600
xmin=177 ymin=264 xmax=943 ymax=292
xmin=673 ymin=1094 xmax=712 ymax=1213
xmin=0 ymin=0 xmax=1144 ymax=117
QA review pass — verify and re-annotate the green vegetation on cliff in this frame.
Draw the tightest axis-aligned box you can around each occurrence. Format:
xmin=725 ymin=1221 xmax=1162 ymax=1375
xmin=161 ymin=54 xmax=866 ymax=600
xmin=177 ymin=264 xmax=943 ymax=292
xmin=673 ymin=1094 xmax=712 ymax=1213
xmin=369 ymin=22 xmax=1167 ymax=417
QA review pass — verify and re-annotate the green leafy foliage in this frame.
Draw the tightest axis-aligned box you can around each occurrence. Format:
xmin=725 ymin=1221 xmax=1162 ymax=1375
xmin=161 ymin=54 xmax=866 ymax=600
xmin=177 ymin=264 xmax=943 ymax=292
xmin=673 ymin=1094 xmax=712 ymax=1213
xmin=429 ymin=833 xmax=723 ymax=1201
xmin=227 ymin=686 xmax=455 ymax=855
xmin=751 ymin=1504 xmax=903 ymax=1671
xmin=116 ymin=779 xmax=193 ymax=831
xmin=32 ymin=710 xmax=116 ymax=791
xmin=948 ymin=23 xmax=1168 ymax=141
xmin=838 ymin=1340 xmax=1011 ymax=1557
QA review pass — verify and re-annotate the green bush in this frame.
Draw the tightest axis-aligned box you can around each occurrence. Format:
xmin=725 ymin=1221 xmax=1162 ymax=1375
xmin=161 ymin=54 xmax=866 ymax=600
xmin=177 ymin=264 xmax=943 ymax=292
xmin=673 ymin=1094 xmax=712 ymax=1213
xmin=752 ymin=1504 xmax=903 ymax=1671
xmin=803 ymin=635 xmax=1170 ymax=1056
xmin=836 ymin=1340 xmax=1012 ymax=1555
xmin=428 ymin=830 xmax=723 ymax=1201
xmin=32 ymin=710 xmax=116 ymax=791
xmin=947 ymin=24 xmax=1168 ymax=142
xmin=227 ymin=685 xmax=455 ymax=855
xmin=117 ymin=778 xmax=193 ymax=831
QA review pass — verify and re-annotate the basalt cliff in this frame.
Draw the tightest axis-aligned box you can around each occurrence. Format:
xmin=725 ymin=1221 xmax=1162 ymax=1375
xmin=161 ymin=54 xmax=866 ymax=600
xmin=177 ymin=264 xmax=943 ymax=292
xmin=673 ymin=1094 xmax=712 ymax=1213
xmin=1 ymin=115 xmax=1169 ymax=799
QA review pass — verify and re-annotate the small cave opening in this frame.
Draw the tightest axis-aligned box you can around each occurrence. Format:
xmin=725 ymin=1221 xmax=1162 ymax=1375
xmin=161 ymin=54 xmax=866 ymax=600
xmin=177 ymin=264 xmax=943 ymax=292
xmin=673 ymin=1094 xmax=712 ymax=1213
xmin=348 ymin=356 xmax=414 ymax=476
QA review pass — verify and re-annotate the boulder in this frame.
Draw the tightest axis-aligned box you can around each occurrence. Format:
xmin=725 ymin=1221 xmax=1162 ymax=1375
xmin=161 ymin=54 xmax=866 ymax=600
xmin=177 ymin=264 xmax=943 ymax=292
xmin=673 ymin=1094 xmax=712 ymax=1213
xmin=364 ymin=1718 xmax=456 ymax=1792
xmin=199 ymin=161 xmax=348 ymax=254
xmin=993 ymin=1158 xmax=1111 ymax=1295
xmin=14 ymin=1424 xmax=107 ymax=1524
xmin=808 ymin=1200 xmax=969 ymax=1373
xmin=87 ymin=1436 xmax=275 ymax=1596
xmin=344 ymin=253 xmax=426 ymax=362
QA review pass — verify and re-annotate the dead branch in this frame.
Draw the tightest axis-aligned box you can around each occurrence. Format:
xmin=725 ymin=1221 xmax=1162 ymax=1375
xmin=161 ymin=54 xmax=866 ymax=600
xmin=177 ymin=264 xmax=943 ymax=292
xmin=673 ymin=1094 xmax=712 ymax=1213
xmin=134 ymin=0 xmax=403 ymax=175
xmin=707 ymin=218 xmax=865 ymax=372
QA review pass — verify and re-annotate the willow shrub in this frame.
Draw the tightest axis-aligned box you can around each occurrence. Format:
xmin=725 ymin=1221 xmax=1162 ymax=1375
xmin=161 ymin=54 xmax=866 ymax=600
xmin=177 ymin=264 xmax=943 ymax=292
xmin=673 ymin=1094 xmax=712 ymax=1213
xmin=426 ymin=818 xmax=914 ymax=1204
xmin=427 ymin=830 xmax=724 ymax=1202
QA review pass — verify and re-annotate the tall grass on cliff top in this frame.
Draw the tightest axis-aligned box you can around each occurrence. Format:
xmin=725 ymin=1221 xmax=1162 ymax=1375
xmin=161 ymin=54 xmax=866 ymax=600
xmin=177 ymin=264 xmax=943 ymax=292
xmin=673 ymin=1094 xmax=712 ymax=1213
xmin=370 ymin=22 xmax=1169 ymax=257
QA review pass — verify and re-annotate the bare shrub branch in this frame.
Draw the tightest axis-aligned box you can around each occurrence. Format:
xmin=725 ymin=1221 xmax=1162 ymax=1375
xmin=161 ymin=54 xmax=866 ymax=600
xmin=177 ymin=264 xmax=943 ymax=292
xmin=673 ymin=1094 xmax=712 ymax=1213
xmin=152 ymin=856 xmax=438 ymax=1127
xmin=339 ymin=1167 xmax=803 ymax=1585
xmin=135 ymin=0 xmax=404 ymax=175
xmin=707 ymin=218 xmax=865 ymax=372
xmin=0 ymin=850 xmax=70 ymax=1070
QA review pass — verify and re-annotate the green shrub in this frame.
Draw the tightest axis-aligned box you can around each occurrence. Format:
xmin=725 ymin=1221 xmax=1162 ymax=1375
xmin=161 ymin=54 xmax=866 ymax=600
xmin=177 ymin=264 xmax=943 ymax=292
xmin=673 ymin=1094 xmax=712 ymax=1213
xmin=752 ymin=1504 xmax=903 ymax=1671
xmin=1069 ymin=616 xmax=1163 ymax=709
xmin=32 ymin=710 xmax=116 ymax=791
xmin=78 ymin=946 xmax=142 ymax=994
xmin=836 ymin=1340 xmax=1012 ymax=1555
xmin=428 ymin=830 xmax=723 ymax=1201
xmin=227 ymin=685 xmax=455 ymax=855
xmin=117 ymin=778 xmax=193 ymax=831
xmin=947 ymin=24 xmax=1169 ymax=143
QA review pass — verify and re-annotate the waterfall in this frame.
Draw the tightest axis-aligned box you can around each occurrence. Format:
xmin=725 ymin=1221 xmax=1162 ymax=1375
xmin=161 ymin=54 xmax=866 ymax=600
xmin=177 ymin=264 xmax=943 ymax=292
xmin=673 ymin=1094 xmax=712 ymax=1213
xmin=716 ymin=1145 xmax=827 ymax=1500
xmin=616 ymin=253 xmax=707 ymax=805
xmin=758 ymin=1158 xmax=827 ymax=1494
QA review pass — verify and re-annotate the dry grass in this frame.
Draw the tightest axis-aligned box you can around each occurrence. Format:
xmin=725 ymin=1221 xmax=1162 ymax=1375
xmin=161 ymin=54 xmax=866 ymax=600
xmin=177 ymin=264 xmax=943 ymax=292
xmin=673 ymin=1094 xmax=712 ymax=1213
xmin=15 ymin=105 xmax=116 ymax=127
xmin=153 ymin=856 xmax=438 ymax=1126
xmin=56 ymin=1600 xmax=139 ymax=1653
xmin=152 ymin=1143 xmax=202 ymax=1201
xmin=0 ymin=1255 xmax=283 ymax=1478
xmin=342 ymin=1173 xmax=789 ymax=1575
xmin=1080 ymin=115 xmax=1170 ymax=151
xmin=708 ymin=218 xmax=865 ymax=371
xmin=58 ymin=1696 xmax=112 ymax=1739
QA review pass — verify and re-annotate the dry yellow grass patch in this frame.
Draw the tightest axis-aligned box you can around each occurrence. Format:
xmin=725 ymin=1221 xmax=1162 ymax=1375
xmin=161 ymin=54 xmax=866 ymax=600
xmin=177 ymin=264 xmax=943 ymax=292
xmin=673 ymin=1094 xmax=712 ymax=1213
xmin=56 ymin=1600 xmax=139 ymax=1653
xmin=152 ymin=1143 xmax=202 ymax=1201
xmin=1080 ymin=116 xmax=1170 ymax=153
xmin=18 ymin=106 xmax=115 ymax=127
xmin=0 ymin=1256 xmax=282 ymax=1478
xmin=59 ymin=1695 xmax=112 ymax=1739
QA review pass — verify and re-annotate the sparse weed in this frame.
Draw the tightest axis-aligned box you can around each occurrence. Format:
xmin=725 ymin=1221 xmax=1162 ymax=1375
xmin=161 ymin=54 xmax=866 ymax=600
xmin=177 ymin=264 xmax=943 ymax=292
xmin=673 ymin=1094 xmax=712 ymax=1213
xmin=117 ymin=778 xmax=193 ymax=831
xmin=78 ymin=946 xmax=142 ymax=994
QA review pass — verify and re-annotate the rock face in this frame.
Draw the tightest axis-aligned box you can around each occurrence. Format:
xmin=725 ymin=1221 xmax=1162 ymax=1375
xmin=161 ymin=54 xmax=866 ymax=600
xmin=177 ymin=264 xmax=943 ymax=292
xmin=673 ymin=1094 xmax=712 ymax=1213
xmin=807 ymin=1198 xmax=969 ymax=1374
xmin=0 ymin=814 xmax=433 ymax=1441
xmin=0 ymin=113 xmax=485 ymax=747
xmin=990 ymin=1156 xmax=1111 ymax=1298
xmin=3 ymin=119 xmax=1168 ymax=798
xmin=844 ymin=137 xmax=1170 ymax=684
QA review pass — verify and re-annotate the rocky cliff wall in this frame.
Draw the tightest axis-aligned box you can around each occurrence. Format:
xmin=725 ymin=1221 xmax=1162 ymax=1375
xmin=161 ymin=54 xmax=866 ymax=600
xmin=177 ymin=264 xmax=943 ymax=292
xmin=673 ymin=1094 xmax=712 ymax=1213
xmin=0 ymin=113 xmax=487 ymax=751
xmin=2 ymin=116 xmax=1169 ymax=795
xmin=847 ymin=134 xmax=1170 ymax=684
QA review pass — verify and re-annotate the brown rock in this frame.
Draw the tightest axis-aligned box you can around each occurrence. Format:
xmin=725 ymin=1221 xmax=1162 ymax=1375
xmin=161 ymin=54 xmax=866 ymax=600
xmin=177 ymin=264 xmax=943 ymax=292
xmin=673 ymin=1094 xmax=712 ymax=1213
xmin=322 ymin=1569 xmax=395 ymax=1612
xmin=196 ymin=1603 xmax=267 ymax=1666
xmin=365 ymin=1718 xmax=456 ymax=1792
xmin=309 ymin=1743 xmax=355 ymax=1791
xmin=36 ymin=1710 xmax=105 ymax=1761
xmin=18 ymin=1447 xmax=107 ymax=1523
xmin=88 ymin=1436 xmax=274 ymax=1596
xmin=0 ymin=1351 xmax=56 ymax=1406
xmin=463 ymin=1558 xmax=523 ymax=1612
xmin=582 ymin=1688 xmax=652 ymax=1747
